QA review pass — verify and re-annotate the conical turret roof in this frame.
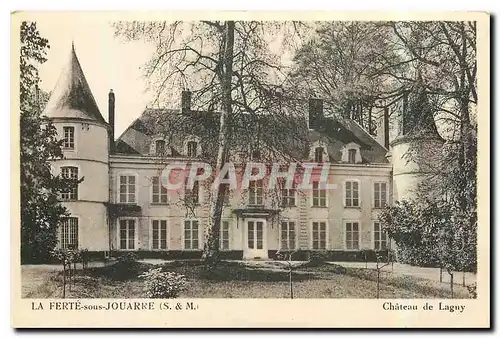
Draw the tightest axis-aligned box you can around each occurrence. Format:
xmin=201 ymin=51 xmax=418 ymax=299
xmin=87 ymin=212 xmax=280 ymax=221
xmin=43 ymin=43 xmax=106 ymax=124
xmin=402 ymin=73 xmax=440 ymax=137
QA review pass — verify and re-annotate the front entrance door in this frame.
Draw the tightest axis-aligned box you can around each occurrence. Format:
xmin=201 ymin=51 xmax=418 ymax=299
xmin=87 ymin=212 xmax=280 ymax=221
xmin=244 ymin=219 xmax=268 ymax=259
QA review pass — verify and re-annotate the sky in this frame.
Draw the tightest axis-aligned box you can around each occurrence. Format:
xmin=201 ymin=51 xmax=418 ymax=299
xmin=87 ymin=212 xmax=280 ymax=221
xmin=32 ymin=13 xmax=461 ymax=142
xmin=36 ymin=14 xmax=156 ymax=137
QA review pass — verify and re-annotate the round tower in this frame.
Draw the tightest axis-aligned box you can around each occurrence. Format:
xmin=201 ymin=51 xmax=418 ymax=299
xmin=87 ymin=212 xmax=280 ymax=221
xmin=43 ymin=44 xmax=110 ymax=253
xmin=390 ymin=75 xmax=445 ymax=202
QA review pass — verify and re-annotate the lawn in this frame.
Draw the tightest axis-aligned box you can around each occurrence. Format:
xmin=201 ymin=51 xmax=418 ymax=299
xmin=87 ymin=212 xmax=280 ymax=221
xmin=21 ymin=259 xmax=471 ymax=299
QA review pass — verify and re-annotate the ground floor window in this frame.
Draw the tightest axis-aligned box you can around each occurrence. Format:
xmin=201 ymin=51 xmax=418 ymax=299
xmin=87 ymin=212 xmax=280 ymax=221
xmin=247 ymin=220 xmax=264 ymax=249
xmin=280 ymin=221 xmax=296 ymax=250
xmin=220 ymin=220 xmax=230 ymax=250
xmin=151 ymin=219 xmax=168 ymax=250
xmin=60 ymin=217 xmax=78 ymax=249
xmin=119 ymin=218 xmax=136 ymax=250
xmin=312 ymin=221 xmax=327 ymax=249
xmin=373 ymin=221 xmax=388 ymax=250
xmin=345 ymin=221 xmax=360 ymax=250
xmin=184 ymin=220 xmax=199 ymax=250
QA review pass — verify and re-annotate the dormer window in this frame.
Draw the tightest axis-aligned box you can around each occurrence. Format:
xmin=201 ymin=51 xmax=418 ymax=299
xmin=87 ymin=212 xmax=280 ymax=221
xmin=187 ymin=141 xmax=198 ymax=158
xmin=309 ymin=141 xmax=329 ymax=163
xmin=150 ymin=138 xmax=170 ymax=156
xmin=348 ymin=149 xmax=356 ymax=164
xmin=342 ymin=142 xmax=361 ymax=164
xmin=314 ymin=147 xmax=324 ymax=162
xmin=155 ymin=140 xmax=166 ymax=155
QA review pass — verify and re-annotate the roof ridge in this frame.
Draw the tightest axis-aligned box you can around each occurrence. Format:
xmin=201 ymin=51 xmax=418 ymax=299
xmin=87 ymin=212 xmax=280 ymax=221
xmin=346 ymin=118 xmax=389 ymax=152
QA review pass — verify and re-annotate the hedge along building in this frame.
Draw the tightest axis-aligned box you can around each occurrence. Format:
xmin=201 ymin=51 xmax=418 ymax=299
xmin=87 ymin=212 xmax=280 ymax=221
xmin=45 ymin=45 xmax=440 ymax=261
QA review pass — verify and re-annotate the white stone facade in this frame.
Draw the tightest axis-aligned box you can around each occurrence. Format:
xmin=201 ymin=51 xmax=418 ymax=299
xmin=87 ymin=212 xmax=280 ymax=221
xmin=43 ymin=46 xmax=440 ymax=260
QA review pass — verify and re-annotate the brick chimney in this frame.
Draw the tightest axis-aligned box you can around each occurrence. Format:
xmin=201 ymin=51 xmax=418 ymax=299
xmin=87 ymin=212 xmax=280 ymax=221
xmin=108 ymin=89 xmax=115 ymax=152
xmin=181 ymin=90 xmax=191 ymax=114
xmin=376 ymin=107 xmax=390 ymax=149
xmin=308 ymin=98 xmax=323 ymax=129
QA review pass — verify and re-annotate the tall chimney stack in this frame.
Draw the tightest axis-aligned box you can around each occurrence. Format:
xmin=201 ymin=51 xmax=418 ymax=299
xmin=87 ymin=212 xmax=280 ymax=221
xmin=181 ymin=90 xmax=191 ymax=114
xmin=376 ymin=107 xmax=390 ymax=149
xmin=308 ymin=98 xmax=323 ymax=129
xmin=108 ymin=89 xmax=115 ymax=152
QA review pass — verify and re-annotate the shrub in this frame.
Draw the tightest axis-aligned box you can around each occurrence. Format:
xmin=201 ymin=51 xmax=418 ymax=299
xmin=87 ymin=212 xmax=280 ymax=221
xmin=117 ymin=252 xmax=139 ymax=264
xmin=275 ymin=250 xmax=299 ymax=262
xmin=51 ymin=248 xmax=66 ymax=264
xmin=67 ymin=248 xmax=82 ymax=264
xmin=107 ymin=252 xmax=146 ymax=279
xmin=466 ymin=282 xmax=477 ymax=299
xmin=308 ymin=251 xmax=329 ymax=265
xmin=51 ymin=248 xmax=80 ymax=266
xmin=140 ymin=268 xmax=187 ymax=298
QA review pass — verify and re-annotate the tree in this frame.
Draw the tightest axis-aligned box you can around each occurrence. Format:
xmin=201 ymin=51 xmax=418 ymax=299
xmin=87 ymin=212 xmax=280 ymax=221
xmin=114 ymin=21 xmax=307 ymax=266
xmin=288 ymin=21 xmax=407 ymax=133
xmin=388 ymin=21 xmax=478 ymax=275
xmin=20 ymin=22 xmax=73 ymax=263
xmin=379 ymin=198 xmax=475 ymax=298
xmin=374 ymin=251 xmax=391 ymax=299
xmin=276 ymin=249 xmax=300 ymax=299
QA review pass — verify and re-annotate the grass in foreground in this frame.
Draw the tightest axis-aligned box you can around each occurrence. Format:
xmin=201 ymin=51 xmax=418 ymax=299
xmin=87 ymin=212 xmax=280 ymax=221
xmin=22 ymin=260 xmax=470 ymax=299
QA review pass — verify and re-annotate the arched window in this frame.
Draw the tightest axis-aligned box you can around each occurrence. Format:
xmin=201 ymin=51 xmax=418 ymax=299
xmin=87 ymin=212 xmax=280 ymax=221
xmin=314 ymin=147 xmax=324 ymax=162
xmin=187 ymin=141 xmax=198 ymax=157
xmin=155 ymin=139 xmax=166 ymax=155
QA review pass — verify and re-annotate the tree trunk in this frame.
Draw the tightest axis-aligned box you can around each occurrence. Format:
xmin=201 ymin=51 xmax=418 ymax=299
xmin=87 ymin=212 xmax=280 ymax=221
xmin=462 ymin=271 xmax=466 ymax=286
xmin=368 ymin=104 xmax=373 ymax=134
xmin=448 ymin=270 xmax=454 ymax=299
xmin=68 ymin=263 xmax=72 ymax=292
xmin=202 ymin=21 xmax=235 ymax=267
xmin=62 ymin=263 xmax=66 ymax=298
xmin=289 ymin=266 xmax=293 ymax=299
xmin=376 ymin=270 xmax=380 ymax=299
xmin=439 ymin=267 xmax=443 ymax=283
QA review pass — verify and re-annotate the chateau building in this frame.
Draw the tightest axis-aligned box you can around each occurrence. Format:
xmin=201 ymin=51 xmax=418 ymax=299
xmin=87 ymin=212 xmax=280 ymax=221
xmin=44 ymin=45 xmax=442 ymax=260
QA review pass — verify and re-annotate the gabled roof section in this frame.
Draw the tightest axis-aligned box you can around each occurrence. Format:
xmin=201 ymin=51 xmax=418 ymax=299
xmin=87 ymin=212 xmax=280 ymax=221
xmin=43 ymin=43 xmax=106 ymax=124
xmin=308 ymin=117 xmax=388 ymax=163
xmin=336 ymin=118 xmax=390 ymax=163
xmin=115 ymin=106 xmax=389 ymax=164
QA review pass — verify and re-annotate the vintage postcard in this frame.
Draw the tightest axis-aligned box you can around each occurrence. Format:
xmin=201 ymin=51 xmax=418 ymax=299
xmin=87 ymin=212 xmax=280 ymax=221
xmin=11 ymin=11 xmax=490 ymax=328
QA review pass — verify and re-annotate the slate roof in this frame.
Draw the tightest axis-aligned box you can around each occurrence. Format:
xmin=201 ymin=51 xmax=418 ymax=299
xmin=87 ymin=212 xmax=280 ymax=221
xmin=115 ymin=107 xmax=390 ymax=164
xmin=43 ymin=44 xmax=107 ymax=125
